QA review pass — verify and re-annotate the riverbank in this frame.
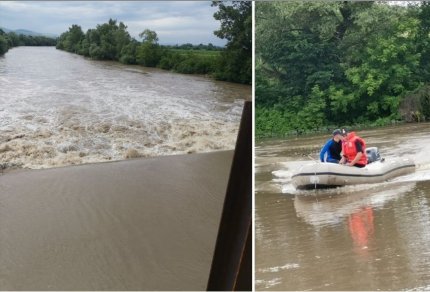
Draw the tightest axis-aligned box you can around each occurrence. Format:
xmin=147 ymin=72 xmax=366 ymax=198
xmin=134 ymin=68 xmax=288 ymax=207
xmin=55 ymin=16 xmax=251 ymax=85
xmin=256 ymin=120 xmax=429 ymax=141
xmin=0 ymin=150 xmax=233 ymax=290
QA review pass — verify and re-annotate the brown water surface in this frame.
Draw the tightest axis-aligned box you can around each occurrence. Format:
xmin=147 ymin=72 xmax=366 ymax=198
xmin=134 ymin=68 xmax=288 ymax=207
xmin=256 ymin=123 xmax=430 ymax=290
xmin=0 ymin=151 xmax=232 ymax=290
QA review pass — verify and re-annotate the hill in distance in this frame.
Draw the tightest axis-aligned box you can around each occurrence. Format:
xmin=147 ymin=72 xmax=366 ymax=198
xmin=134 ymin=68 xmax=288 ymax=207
xmin=0 ymin=27 xmax=57 ymax=38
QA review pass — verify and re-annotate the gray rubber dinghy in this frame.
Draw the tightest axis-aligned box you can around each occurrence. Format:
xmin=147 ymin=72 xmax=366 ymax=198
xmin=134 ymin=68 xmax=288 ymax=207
xmin=292 ymin=147 xmax=415 ymax=190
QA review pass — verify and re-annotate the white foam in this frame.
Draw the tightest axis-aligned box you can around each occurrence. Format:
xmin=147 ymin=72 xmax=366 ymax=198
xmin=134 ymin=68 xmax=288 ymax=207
xmin=0 ymin=48 xmax=249 ymax=169
xmin=272 ymin=169 xmax=292 ymax=178
xmin=282 ymin=184 xmax=298 ymax=194
xmin=255 ymin=277 xmax=282 ymax=289
xmin=258 ymin=263 xmax=300 ymax=273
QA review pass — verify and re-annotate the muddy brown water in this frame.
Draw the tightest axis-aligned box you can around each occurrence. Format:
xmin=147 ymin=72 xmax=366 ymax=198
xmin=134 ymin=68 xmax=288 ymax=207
xmin=0 ymin=150 xmax=233 ymax=290
xmin=256 ymin=123 xmax=430 ymax=291
xmin=0 ymin=46 xmax=250 ymax=169
xmin=0 ymin=47 xmax=247 ymax=289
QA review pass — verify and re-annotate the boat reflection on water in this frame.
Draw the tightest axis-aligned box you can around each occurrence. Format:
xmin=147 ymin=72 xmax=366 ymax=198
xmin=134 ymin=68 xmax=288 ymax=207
xmin=294 ymin=182 xmax=416 ymax=257
xmin=348 ymin=206 xmax=374 ymax=257
xmin=294 ymin=182 xmax=415 ymax=226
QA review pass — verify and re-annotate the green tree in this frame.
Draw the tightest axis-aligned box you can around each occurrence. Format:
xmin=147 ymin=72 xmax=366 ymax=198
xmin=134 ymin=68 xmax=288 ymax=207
xmin=139 ymin=29 xmax=159 ymax=44
xmin=415 ymin=1 xmax=430 ymax=81
xmin=6 ymin=32 xmax=19 ymax=47
xmin=0 ymin=36 xmax=8 ymax=55
xmin=65 ymin=25 xmax=84 ymax=53
xmin=136 ymin=29 xmax=162 ymax=67
xmin=0 ymin=28 xmax=9 ymax=55
xmin=212 ymin=1 xmax=252 ymax=84
xmin=256 ymin=1 xmax=427 ymax=136
xmin=341 ymin=4 xmax=421 ymax=121
xmin=54 ymin=17 xmax=239 ymax=81
xmin=119 ymin=40 xmax=138 ymax=64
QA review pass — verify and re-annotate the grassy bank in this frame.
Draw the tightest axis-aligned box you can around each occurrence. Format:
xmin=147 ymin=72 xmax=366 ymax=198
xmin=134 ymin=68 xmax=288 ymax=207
xmin=157 ymin=48 xmax=221 ymax=75
xmin=255 ymin=107 xmax=423 ymax=140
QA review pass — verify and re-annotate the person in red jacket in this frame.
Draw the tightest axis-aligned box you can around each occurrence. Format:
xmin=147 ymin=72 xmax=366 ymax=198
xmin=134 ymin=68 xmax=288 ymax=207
xmin=339 ymin=129 xmax=368 ymax=167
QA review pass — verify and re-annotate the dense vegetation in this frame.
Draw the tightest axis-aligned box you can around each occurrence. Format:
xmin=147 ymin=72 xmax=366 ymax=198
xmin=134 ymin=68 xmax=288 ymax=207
xmin=55 ymin=20 xmax=217 ymax=75
xmin=256 ymin=1 xmax=430 ymax=138
xmin=0 ymin=29 xmax=57 ymax=55
xmin=55 ymin=2 xmax=251 ymax=84
xmin=212 ymin=1 xmax=252 ymax=84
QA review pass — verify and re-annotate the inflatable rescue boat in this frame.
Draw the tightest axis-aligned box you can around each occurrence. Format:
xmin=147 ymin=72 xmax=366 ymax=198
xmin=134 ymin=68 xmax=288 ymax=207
xmin=292 ymin=147 xmax=415 ymax=190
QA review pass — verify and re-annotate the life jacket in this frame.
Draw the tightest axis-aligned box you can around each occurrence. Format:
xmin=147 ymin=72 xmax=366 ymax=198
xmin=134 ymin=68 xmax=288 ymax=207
xmin=342 ymin=132 xmax=368 ymax=165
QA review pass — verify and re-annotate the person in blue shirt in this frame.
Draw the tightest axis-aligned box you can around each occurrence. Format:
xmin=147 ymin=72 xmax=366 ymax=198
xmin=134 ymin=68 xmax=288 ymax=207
xmin=320 ymin=129 xmax=343 ymax=163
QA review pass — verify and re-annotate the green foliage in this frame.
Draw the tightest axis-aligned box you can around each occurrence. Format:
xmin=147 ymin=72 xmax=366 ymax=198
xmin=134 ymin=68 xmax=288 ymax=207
xmin=55 ymin=10 xmax=250 ymax=83
xmin=134 ymin=30 xmax=161 ymax=66
xmin=158 ymin=51 xmax=183 ymax=70
xmin=55 ymin=20 xmax=222 ymax=74
xmin=56 ymin=25 xmax=84 ymax=53
xmin=136 ymin=43 xmax=162 ymax=67
xmin=0 ymin=35 xmax=8 ymax=55
xmin=298 ymin=85 xmax=327 ymax=130
xmin=416 ymin=1 xmax=430 ymax=81
xmin=214 ymin=48 xmax=251 ymax=84
xmin=57 ymin=19 xmax=132 ymax=61
xmin=421 ymin=90 xmax=430 ymax=119
xmin=256 ymin=1 xmax=430 ymax=137
xmin=400 ymin=84 xmax=430 ymax=122
xmin=157 ymin=50 xmax=218 ymax=74
xmin=119 ymin=41 xmax=138 ymax=64
xmin=139 ymin=29 xmax=158 ymax=44
xmin=0 ymin=29 xmax=57 ymax=56
xmin=165 ymin=43 xmax=221 ymax=51
xmin=255 ymin=107 xmax=290 ymax=138
xmin=212 ymin=1 xmax=252 ymax=84
xmin=174 ymin=52 xmax=217 ymax=74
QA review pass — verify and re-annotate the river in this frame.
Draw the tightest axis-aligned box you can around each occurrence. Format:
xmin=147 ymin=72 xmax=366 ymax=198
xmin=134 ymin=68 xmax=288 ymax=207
xmin=0 ymin=46 xmax=248 ymax=290
xmin=0 ymin=46 xmax=250 ymax=169
xmin=255 ymin=123 xmax=430 ymax=291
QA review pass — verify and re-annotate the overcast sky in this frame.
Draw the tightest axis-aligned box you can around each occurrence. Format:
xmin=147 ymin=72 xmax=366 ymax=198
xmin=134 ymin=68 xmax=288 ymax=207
xmin=0 ymin=1 xmax=226 ymax=46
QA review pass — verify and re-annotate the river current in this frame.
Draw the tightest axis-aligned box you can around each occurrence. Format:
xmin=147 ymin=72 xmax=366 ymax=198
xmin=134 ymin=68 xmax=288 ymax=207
xmin=256 ymin=123 xmax=430 ymax=290
xmin=0 ymin=46 xmax=250 ymax=169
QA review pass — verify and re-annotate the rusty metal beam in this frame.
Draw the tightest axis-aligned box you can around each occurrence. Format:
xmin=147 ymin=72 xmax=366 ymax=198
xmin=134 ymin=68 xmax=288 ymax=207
xmin=207 ymin=101 xmax=252 ymax=291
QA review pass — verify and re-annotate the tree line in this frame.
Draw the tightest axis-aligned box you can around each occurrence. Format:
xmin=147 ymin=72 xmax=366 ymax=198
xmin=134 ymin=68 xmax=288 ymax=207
xmin=55 ymin=2 xmax=251 ymax=84
xmin=256 ymin=1 xmax=430 ymax=138
xmin=164 ymin=43 xmax=221 ymax=51
xmin=0 ymin=29 xmax=57 ymax=55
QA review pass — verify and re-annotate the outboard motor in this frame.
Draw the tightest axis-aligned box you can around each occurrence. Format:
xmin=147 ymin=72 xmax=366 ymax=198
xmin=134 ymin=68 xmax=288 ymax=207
xmin=366 ymin=147 xmax=381 ymax=164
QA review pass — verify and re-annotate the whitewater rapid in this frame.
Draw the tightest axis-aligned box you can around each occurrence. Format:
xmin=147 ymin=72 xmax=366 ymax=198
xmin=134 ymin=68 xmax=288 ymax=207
xmin=0 ymin=47 xmax=250 ymax=169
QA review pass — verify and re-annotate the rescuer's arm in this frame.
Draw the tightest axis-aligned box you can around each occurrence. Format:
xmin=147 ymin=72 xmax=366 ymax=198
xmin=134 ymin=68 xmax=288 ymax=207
xmin=348 ymin=152 xmax=363 ymax=166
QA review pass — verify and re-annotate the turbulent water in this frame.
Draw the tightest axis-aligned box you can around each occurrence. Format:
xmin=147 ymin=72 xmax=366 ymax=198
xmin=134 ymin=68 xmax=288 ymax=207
xmin=256 ymin=123 xmax=430 ymax=291
xmin=0 ymin=46 xmax=250 ymax=169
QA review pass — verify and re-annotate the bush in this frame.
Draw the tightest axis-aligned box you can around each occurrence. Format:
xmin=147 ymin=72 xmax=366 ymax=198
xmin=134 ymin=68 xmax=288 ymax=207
xmin=400 ymin=84 xmax=430 ymax=122
xmin=119 ymin=42 xmax=138 ymax=64
xmin=0 ymin=36 xmax=8 ymax=55
xmin=420 ymin=88 xmax=430 ymax=120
